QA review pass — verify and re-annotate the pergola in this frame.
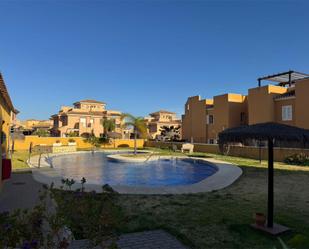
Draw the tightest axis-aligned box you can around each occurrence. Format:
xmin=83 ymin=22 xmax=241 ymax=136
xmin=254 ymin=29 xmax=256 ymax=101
xmin=219 ymin=122 xmax=309 ymax=235
xmin=258 ymin=70 xmax=309 ymax=87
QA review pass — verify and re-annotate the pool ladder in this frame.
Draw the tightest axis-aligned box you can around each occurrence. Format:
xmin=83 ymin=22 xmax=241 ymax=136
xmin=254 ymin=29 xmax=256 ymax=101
xmin=144 ymin=152 xmax=156 ymax=162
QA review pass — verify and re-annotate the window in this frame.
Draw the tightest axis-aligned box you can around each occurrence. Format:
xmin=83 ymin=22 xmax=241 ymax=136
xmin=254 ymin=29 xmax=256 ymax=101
xmin=187 ymin=104 xmax=189 ymax=111
xmin=240 ymin=112 xmax=246 ymax=123
xmin=80 ymin=117 xmax=86 ymax=127
xmin=208 ymin=139 xmax=215 ymax=144
xmin=207 ymin=115 xmax=214 ymax=124
xmin=282 ymin=105 xmax=292 ymax=121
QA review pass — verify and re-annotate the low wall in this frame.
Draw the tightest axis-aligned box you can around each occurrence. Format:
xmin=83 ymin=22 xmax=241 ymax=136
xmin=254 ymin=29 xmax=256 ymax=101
xmin=145 ymin=141 xmax=309 ymax=162
xmin=52 ymin=145 xmax=77 ymax=154
xmin=13 ymin=136 xmax=145 ymax=151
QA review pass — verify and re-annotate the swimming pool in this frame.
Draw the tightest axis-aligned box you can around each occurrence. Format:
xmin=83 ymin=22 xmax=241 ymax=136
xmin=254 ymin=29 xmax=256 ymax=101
xmin=51 ymin=152 xmax=218 ymax=187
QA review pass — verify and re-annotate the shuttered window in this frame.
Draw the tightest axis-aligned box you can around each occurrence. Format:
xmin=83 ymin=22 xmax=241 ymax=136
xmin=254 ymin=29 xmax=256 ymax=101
xmin=282 ymin=105 xmax=292 ymax=121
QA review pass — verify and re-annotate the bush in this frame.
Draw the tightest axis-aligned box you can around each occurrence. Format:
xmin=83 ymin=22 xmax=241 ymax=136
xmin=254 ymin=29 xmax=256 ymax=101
xmin=67 ymin=131 xmax=79 ymax=137
xmin=117 ymin=144 xmax=129 ymax=148
xmin=54 ymin=182 xmax=124 ymax=245
xmin=68 ymin=138 xmax=75 ymax=143
xmin=284 ymin=153 xmax=309 ymax=166
xmin=288 ymin=234 xmax=309 ymax=248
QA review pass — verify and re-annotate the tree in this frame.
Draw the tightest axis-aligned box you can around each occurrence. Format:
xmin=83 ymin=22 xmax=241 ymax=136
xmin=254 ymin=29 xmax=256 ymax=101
xmin=66 ymin=131 xmax=79 ymax=137
xmin=32 ymin=128 xmax=50 ymax=137
xmin=122 ymin=113 xmax=147 ymax=155
xmin=159 ymin=125 xmax=181 ymax=141
xmin=101 ymin=118 xmax=116 ymax=138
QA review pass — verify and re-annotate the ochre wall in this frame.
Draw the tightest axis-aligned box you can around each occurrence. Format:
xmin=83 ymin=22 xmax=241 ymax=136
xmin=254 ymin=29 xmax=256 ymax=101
xmin=295 ymin=78 xmax=309 ymax=129
xmin=145 ymin=141 xmax=309 ymax=162
xmin=248 ymin=85 xmax=287 ymax=125
xmin=206 ymin=94 xmax=247 ymax=142
xmin=212 ymin=94 xmax=230 ymax=139
xmin=13 ymin=136 xmax=145 ymax=151
xmin=0 ymin=96 xmax=13 ymax=187
xmin=274 ymin=98 xmax=296 ymax=126
xmin=182 ymin=96 xmax=210 ymax=143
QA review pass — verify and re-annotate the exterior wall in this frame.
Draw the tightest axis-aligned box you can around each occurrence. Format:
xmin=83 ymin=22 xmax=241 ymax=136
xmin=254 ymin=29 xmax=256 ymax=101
xmin=52 ymin=100 xmax=122 ymax=137
xmin=228 ymin=95 xmax=248 ymax=127
xmin=147 ymin=121 xmax=181 ymax=139
xmin=22 ymin=119 xmax=53 ymax=129
xmin=0 ymin=98 xmax=13 ymax=187
xmin=206 ymin=108 xmax=215 ymax=141
xmin=58 ymin=114 xmax=104 ymax=137
xmin=0 ymin=97 xmax=12 ymax=156
xmin=13 ymin=136 xmax=144 ymax=151
xmin=145 ymin=141 xmax=309 ymax=162
xmin=211 ymin=94 xmax=230 ymax=141
xmin=146 ymin=111 xmax=181 ymax=139
xmin=248 ymin=85 xmax=287 ymax=125
xmin=295 ymin=78 xmax=309 ymax=129
xmin=274 ymin=98 xmax=296 ymax=126
xmin=182 ymin=96 xmax=212 ymax=143
xmin=183 ymin=94 xmax=247 ymax=144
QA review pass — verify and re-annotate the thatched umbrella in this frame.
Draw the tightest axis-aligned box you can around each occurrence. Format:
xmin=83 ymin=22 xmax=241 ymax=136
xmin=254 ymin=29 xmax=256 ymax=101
xmin=219 ymin=122 xmax=309 ymax=234
xmin=107 ymin=132 xmax=122 ymax=139
xmin=107 ymin=132 xmax=122 ymax=148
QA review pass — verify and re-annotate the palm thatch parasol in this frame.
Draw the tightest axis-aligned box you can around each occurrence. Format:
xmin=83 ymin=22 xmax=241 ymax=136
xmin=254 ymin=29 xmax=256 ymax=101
xmin=107 ymin=132 xmax=122 ymax=139
xmin=219 ymin=122 xmax=309 ymax=235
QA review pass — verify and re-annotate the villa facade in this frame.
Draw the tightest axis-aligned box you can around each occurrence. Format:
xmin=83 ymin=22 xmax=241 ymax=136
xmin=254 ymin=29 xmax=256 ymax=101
xmin=51 ymin=99 xmax=123 ymax=137
xmin=145 ymin=110 xmax=181 ymax=139
xmin=182 ymin=71 xmax=309 ymax=144
xmin=18 ymin=119 xmax=53 ymax=134
xmin=0 ymin=73 xmax=18 ymax=188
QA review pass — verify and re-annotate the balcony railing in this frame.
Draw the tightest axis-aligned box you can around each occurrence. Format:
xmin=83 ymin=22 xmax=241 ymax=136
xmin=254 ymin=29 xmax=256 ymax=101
xmin=274 ymin=90 xmax=295 ymax=100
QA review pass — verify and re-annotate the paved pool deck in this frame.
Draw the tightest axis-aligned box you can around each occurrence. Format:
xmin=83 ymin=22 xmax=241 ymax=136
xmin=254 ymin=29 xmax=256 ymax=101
xmin=28 ymin=151 xmax=242 ymax=195
xmin=0 ymin=171 xmax=45 ymax=212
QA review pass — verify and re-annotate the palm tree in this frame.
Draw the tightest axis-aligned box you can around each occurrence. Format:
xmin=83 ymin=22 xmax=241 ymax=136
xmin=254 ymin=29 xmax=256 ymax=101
xmin=122 ymin=113 xmax=147 ymax=155
xmin=101 ymin=118 xmax=116 ymax=138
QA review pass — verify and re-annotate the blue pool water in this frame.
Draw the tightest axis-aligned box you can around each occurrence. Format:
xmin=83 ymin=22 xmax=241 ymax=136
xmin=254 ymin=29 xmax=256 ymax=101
xmin=51 ymin=152 xmax=217 ymax=187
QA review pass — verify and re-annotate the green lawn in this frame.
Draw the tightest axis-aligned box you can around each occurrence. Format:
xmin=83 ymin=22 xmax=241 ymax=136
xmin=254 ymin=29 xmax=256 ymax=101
xmin=11 ymin=150 xmax=31 ymax=170
xmin=118 ymin=148 xmax=309 ymax=249
xmin=10 ymin=147 xmax=309 ymax=248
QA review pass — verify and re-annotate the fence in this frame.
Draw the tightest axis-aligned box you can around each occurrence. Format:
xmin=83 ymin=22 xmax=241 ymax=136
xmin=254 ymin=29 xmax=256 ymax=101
xmin=145 ymin=141 xmax=309 ymax=162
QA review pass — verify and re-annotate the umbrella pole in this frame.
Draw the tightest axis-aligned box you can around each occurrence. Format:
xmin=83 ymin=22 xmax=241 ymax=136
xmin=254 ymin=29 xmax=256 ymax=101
xmin=267 ymin=138 xmax=274 ymax=228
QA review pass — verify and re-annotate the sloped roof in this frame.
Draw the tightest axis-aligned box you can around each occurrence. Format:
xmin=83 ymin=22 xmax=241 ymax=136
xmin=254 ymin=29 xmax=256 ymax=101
xmin=75 ymin=99 xmax=106 ymax=104
xmin=150 ymin=110 xmax=176 ymax=115
xmin=64 ymin=111 xmax=106 ymax=116
xmin=0 ymin=73 xmax=16 ymax=112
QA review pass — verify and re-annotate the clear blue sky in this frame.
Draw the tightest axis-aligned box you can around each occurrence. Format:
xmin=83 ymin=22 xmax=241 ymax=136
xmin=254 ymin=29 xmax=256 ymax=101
xmin=1 ymin=0 xmax=309 ymax=120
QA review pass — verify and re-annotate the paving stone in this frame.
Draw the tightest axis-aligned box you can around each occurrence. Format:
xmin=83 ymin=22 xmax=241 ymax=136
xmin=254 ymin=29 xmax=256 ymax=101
xmin=117 ymin=230 xmax=188 ymax=249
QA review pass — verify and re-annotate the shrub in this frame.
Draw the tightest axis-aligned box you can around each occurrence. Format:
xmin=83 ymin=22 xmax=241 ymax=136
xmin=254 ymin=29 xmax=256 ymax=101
xmin=117 ymin=144 xmax=129 ymax=148
xmin=68 ymin=138 xmax=75 ymax=143
xmin=55 ymin=140 xmax=61 ymax=143
xmin=67 ymin=131 xmax=79 ymax=137
xmin=284 ymin=153 xmax=309 ymax=166
xmin=53 ymin=183 xmax=124 ymax=245
xmin=288 ymin=234 xmax=309 ymax=248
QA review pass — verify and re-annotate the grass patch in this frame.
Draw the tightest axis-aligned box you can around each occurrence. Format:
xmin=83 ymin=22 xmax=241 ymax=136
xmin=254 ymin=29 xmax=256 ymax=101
xmin=117 ymin=148 xmax=309 ymax=248
xmin=12 ymin=146 xmax=309 ymax=248
xmin=11 ymin=150 xmax=31 ymax=170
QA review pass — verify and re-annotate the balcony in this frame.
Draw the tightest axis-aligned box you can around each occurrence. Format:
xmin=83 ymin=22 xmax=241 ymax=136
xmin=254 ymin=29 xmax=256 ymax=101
xmin=274 ymin=90 xmax=295 ymax=101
